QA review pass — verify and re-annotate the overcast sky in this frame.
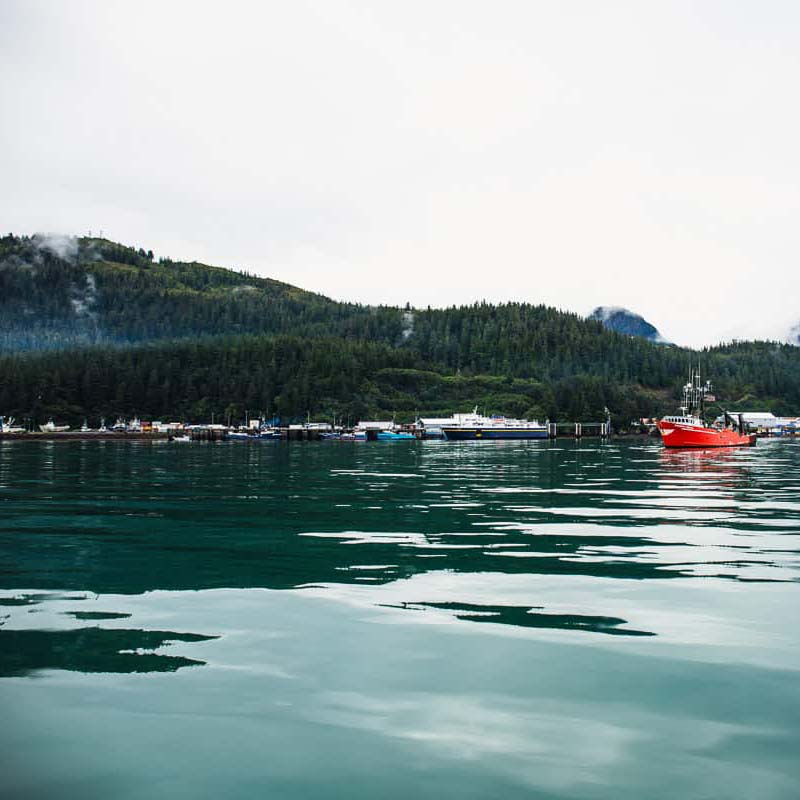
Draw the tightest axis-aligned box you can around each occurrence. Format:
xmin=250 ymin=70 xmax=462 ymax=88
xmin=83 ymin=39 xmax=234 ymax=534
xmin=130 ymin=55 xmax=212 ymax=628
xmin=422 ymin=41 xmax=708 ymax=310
xmin=2 ymin=1 xmax=799 ymax=347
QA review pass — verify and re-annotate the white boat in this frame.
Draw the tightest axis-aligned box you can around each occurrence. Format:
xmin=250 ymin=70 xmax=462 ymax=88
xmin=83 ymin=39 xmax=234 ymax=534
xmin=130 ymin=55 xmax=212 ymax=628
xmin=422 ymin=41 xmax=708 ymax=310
xmin=0 ymin=416 xmax=26 ymax=434
xmin=80 ymin=419 xmax=90 ymax=432
xmin=440 ymin=408 xmax=547 ymax=441
xmin=39 ymin=419 xmax=70 ymax=433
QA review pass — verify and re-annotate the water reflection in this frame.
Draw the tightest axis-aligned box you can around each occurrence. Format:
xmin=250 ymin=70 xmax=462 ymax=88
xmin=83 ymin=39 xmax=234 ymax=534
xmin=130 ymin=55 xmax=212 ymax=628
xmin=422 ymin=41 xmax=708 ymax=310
xmin=383 ymin=601 xmax=655 ymax=637
xmin=0 ymin=627 xmax=217 ymax=675
xmin=2 ymin=439 xmax=799 ymax=799
xmin=1 ymin=439 xmax=799 ymax=671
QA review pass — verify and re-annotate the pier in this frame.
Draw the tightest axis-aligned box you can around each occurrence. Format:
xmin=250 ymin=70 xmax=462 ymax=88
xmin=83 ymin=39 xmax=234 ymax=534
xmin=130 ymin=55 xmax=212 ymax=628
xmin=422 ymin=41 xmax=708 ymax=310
xmin=188 ymin=427 xmax=228 ymax=442
xmin=547 ymin=421 xmax=612 ymax=439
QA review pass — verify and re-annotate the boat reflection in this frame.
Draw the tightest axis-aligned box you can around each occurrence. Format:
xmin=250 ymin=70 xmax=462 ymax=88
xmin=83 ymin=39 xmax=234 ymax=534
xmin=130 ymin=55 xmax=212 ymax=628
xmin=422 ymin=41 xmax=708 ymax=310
xmin=658 ymin=445 xmax=750 ymax=491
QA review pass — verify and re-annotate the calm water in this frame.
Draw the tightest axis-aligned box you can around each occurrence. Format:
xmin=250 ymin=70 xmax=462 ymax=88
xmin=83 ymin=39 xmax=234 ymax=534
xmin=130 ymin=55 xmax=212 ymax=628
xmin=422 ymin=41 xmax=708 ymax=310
xmin=1 ymin=439 xmax=799 ymax=798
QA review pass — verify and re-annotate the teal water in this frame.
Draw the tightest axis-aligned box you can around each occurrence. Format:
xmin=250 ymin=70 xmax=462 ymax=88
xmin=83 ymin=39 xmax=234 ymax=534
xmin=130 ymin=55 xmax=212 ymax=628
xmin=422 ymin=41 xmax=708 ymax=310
xmin=1 ymin=439 xmax=799 ymax=798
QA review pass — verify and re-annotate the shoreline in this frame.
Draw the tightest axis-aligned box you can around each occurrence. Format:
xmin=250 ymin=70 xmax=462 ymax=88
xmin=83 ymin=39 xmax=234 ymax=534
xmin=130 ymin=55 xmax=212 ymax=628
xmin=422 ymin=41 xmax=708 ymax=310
xmin=0 ymin=432 xmax=171 ymax=441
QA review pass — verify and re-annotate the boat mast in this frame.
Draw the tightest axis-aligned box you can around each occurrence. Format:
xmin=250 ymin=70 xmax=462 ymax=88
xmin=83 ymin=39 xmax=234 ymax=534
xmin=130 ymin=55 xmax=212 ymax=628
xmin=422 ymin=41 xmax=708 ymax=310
xmin=682 ymin=365 xmax=713 ymax=422
xmin=681 ymin=366 xmax=707 ymax=420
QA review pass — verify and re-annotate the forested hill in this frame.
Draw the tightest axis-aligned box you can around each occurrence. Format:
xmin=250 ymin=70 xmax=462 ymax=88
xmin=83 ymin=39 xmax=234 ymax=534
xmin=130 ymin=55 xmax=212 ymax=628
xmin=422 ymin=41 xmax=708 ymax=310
xmin=0 ymin=233 xmax=653 ymax=379
xmin=1 ymin=233 xmax=799 ymax=423
xmin=0 ymin=233 xmax=398 ymax=350
xmin=0 ymin=233 xmax=758 ymax=380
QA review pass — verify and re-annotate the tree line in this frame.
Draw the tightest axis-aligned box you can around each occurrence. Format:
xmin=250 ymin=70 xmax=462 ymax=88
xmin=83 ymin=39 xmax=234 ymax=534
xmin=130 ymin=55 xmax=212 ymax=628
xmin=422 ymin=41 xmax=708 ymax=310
xmin=1 ymin=334 xmax=797 ymax=428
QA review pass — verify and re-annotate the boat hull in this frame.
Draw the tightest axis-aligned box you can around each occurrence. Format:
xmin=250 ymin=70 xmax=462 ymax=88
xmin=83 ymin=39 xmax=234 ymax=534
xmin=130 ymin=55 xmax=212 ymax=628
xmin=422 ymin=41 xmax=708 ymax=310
xmin=657 ymin=421 xmax=756 ymax=448
xmin=376 ymin=431 xmax=415 ymax=441
xmin=442 ymin=427 xmax=548 ymax=441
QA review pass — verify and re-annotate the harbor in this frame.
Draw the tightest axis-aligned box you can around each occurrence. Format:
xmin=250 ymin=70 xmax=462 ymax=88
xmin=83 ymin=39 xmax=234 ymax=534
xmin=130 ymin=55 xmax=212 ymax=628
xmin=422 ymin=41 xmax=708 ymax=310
xmin=0 ymin=411 xmax=615 ymax=442
xmin=3 ymin=402 xmax=797 ymax=445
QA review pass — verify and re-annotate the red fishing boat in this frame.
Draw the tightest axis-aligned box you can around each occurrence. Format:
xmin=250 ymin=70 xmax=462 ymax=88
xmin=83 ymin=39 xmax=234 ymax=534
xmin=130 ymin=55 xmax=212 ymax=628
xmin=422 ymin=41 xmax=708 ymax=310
xmin=657 ymin=369 xmax=756 ymax=449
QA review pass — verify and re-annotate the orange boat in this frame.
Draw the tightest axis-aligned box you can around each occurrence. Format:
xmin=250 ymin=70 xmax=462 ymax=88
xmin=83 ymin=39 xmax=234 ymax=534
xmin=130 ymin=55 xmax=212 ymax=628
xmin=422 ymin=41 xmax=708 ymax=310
xmin=657 ymin=370 xmax=756 ymax=449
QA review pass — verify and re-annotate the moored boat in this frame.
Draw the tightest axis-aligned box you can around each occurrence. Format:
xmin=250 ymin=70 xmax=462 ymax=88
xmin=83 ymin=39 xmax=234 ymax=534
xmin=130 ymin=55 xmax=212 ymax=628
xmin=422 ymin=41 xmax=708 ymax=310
xmin=441 ymin=408 xmax=547 ymax=441
xmin=376 ymin=430 xmax=415 ymax=441
xmin=657 ymin=370 xmax=755 ymax=448
xmin=0 ymin=416 xmax=26 ymax=434
xmin=39 ymin=419 xmax=70 ymax=433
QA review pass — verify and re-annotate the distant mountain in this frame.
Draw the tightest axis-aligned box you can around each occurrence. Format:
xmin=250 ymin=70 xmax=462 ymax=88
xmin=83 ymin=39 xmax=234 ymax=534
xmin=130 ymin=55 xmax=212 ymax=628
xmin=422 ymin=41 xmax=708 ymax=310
xmin=588 ymin=306 xmax=668 ymax=344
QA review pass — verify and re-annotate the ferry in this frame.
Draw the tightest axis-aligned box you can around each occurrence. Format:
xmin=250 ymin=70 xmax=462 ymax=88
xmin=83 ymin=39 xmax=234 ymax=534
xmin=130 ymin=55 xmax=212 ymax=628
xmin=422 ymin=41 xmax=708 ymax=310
xmin=657 ymin=370 xmax=755 ymax=448
xmin=441 ymin=408 xmax=548 ymax=441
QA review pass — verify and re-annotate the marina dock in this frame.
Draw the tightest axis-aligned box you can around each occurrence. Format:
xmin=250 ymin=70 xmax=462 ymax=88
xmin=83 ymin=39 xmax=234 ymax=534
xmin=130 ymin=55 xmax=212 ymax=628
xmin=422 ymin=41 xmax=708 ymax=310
xmin=1 ymin=420 xmax=613 ymax=442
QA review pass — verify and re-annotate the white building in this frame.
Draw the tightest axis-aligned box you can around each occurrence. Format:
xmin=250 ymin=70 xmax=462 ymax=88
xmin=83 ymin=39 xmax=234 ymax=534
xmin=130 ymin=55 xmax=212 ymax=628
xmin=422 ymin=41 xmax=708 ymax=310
xmin=714 ymin=412 xmax=783 ymax=431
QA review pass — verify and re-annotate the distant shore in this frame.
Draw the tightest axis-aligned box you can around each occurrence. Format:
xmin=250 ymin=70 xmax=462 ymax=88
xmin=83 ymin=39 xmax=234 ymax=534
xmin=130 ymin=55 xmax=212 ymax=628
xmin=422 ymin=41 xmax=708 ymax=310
xmin=0 ymin=432 xmax=171 ymax=441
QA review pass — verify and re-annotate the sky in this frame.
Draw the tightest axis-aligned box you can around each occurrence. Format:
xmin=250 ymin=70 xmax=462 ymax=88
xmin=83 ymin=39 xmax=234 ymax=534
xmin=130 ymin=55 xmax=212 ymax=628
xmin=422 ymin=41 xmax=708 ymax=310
xmin=2 ymin=0 xmax=799 ymax=348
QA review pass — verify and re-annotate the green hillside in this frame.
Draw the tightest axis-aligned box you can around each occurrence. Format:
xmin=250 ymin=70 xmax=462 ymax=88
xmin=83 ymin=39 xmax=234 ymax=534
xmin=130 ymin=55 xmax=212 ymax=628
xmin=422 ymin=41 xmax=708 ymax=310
xmin=1 ymin=233 xmax=799 ymax=424
xmin=0 ymin=234 xmax=400 ymax=349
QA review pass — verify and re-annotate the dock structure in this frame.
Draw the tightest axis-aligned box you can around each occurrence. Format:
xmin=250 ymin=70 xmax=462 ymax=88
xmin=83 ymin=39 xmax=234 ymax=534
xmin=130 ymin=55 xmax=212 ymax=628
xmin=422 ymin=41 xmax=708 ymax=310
xmin=286 ymin=423 xmax=332 ymax=441
xmin=286 ymin=428 xmax=321 ymax=441
xmin=547 ymin=421 xmax=611 ymax=439
xmin=0 ymin=413 xmax=615 ymax=443
xmin=188 ymin=426 xmax=228 ymax=442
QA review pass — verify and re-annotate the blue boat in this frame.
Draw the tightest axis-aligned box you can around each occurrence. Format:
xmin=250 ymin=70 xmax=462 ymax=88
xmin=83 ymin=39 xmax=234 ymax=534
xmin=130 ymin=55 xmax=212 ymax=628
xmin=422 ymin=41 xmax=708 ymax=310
xmin=376 ymin=430 xmax=415 ymax=441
